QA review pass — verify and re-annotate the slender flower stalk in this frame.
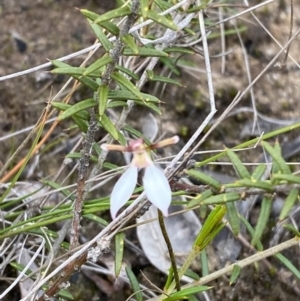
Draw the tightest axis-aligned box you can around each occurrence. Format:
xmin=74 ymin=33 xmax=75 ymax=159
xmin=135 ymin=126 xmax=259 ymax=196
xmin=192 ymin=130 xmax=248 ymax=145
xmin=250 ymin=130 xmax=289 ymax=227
xmin=101 ymin=136 xmax=179 ymax=219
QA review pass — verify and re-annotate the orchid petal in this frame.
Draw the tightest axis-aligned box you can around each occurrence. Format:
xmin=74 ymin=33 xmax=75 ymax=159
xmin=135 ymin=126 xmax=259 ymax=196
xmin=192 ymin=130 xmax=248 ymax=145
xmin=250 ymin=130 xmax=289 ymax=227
xmin=143 ymin=164 xmax=171 ymax=216
xmin=110 ymin=165 xmax=138 ymax=219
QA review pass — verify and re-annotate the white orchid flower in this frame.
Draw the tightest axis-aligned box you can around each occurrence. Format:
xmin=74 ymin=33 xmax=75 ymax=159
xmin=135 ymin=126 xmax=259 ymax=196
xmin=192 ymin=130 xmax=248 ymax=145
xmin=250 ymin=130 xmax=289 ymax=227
xmin=101 ymin=136 xmax=179 ymax=219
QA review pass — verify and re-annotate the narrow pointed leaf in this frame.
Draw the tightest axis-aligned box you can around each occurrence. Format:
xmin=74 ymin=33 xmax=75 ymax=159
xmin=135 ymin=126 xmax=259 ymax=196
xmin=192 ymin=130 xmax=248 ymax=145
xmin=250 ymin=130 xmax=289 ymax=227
xmin=52 ymin=66 xmax=86 ymax=76
xmin=111 ymin=71 xmax=144 ymax=100
xmin=202 ymin=193 xmax=240 ymax=205
xmin=239 ymin=215 xmax=263 ymax=251
xmin=279 ymin=188 xmax=299 ymax=221
xmin=188 ymin=189 xmax=213 ymax=208
xmin=230 ymin=265 xmax=241 ymax=285
xmin=83 ymin=55 xmax=113 ymax=76
xmin=251 ymin=196 xmax=272 ymax=247
xmin=272 ymin=173 xmax=300 ymax=184
xmin=251 ymin=163 xmax=267 ymax=180
xmin=94 ymin=6 xmax=131 ymax=24
xmin=122 ymin=47 xmax=168 ymax=57
xmin=164 ymin=286 xmax=211 ymax=301
xmin=72 ymin=115 xmax=88 ymax=132
xmin=148 ymin=74 xmax=182 ymax=86
xmin=115 ymin=65 xmax=139 ymax=80
xmin=88 ymin=19 xmax=113 ymax=51
xmin=200 ymin=250 xmax=209 ymax=276
xmin=115 ymin=232 xmax=125 ymax=277
xmin=58 ymin=99 xmax=95 ymax=120
xmin=164 ymin=47 xmax=195 ymax=54
xmin=226 ymin=201 xmax=240 ymax=236
xmin=110 ymin=166 xmax=137 ymax=219
xmin=52 ymin=58 xmax=98 ymax=90
xmin=275 ymin=253 xmax=300 ymax=280
xmin=100 ymin=21 xmax=120 ymax=36
xmin=185 ymin=169 xmax=222 ymax=191
xmin=143 ymin=164 xmax=171 ymax=216
xmin=121 ymin=34 xmax=139 ymax=54
xmin=160 ymin=57 xmax=181 ymax=76
xmin=236 ymin=178 xmax=273 ymax=191
xmin=194 ymin=205 xmax=226 ymax=249
xmin=81 ymin=10 xmax=120 ymax=35
xmin=261 ymin=141 xmax=291 ymax=174
xmin=147 ymin=10 xmax=178 ymax=31
xmin=99 ymin=114 xmax=119 ymax=140
xmin=125 ymin=266 xmax=143 ymax=301
xmin=108 ymin=90 xmax=160 ymax=102
xmin=134 ymin=100 xmax=161 ymax=114
xmin=140 ymin=0 xmax=149 ymax=18
xmin=107 ymin=100 xmax=127 ymax=108
xmin=226 ymin=148 xmax=250 ymax=179
xmin=98 ymin=84 xmax=109 ymax=116
xmin=283 ymin=224 xmax=300 ymax=236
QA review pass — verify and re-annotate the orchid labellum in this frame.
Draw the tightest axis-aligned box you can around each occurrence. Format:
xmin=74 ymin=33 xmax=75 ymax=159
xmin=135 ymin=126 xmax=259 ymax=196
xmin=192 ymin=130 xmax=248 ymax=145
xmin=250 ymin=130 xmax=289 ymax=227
xmin=101 ymin=136 xmax=179 ymax=219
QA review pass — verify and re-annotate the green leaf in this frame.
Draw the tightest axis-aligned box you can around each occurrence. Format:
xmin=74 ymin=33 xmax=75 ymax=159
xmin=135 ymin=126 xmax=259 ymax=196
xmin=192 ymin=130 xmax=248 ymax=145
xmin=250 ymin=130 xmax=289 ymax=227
xmin=230 ymin=264 xmax=241 ymax=285
xmin=226 ymin=202 xmax=240 ymax=236
xmin=261 ymin=141 xmax=291 ymax=174
xmin=202 ymin=193 xmax=241 ymax=205
xmin=134 ymin=100 xmax=161 ymax=114
xmin=107 ymin=100 xmax=127 ymax=108
xmin=58 ymin=290 xmax=74 ymax=300
xmin=58 ymin=98 xmax=95 ymax=120
xmin=52 ymin=102 xmax=89 ymax=120
xmin=108 ymin=90 xmax=160 ymax=102
xmin=121 ymin=34 xmax=139 ymax=55
xmin=99 ymin=114 xmax=119 ymax=140
xmin=236 ymin=178 xmax=273 ymax=191
xmin=283 ymin=224 xmax=300 ymax=237
xmin=251 ymin=196 xmax=272 ymax=247
xmin=140 ymin=0 xmax=149 ymax=18
xmin=72 ymin=115 xmax=88 ymax=132
xmin=186 ymin=3 xmax=209 ymax=12
xmin=163 ymin=286 xmax=211 ymax=301
xmin=147 ymin=74 xmax=182 ymax=86
xmin=125 ymin=267 xmax=143 ymax=301
xmin=194 ymin=205 xmax=226 ymax=250
xmin=42 ymin=180 xmax=75 ymax=200
xmin=98 ymin=84 xmax=109 ymax=116
xmin=188 ymin=189 xmax=213 ymax=208
xmin=87 ymin=20 xmax=113 ymax=51
xmin=66 ymin=152 xmax=98 ymax=163
xmin=226 ymin=148 xmax=251 ymax=179
xmin=275 ymin=253 xmax=300 ymax=280
xmin=164 ymin=47 xmax=195 ymax=54
xmin=10 ymin=262 xmax=33 ymax=276
xmin=147 ymin=10 xmax=178 ymax=31
xmin=123 ymin=46 xmax=169 ymax=57
xmin=279 ymin=188 xmax=299 ymax=221
xmin=94 ymin=6 xmax=131 ymax=24
xmin=111 ymin=71 xmax=144 ymax=100
xmin=200 ymin=250 xmax=209 ymax=277
xmin=160 ymin=57 xmax=180 ymax=76
xmin=239 ymin=215 xmax=263 ymax=251
xmin=115 ymin=65 xmax=139 ymax=80
xmin=185 ymin=169 xmax=222 ymax=191
xmin=272 ymin=173 xmax=300 ymax=184
xmin=115 ymin=232 xmax=125 ymax=277
xmin=84 ymin=54 xmax=113 ymax=76
xmin=251 ymin=164 xmax=267 ymax=180
xmin=52 ymin=66 xmax=86 ymax=76
xmin=100 ymin=20 xmax=120 ymax=36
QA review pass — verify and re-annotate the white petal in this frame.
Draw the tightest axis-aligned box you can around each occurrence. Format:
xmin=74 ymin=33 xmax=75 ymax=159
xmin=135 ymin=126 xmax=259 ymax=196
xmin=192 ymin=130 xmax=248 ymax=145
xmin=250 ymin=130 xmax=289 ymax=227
xmin=110 ymin=166 xmax=138 ymax=219
xmin=143 ymin=164 xmax=171 ymax=216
